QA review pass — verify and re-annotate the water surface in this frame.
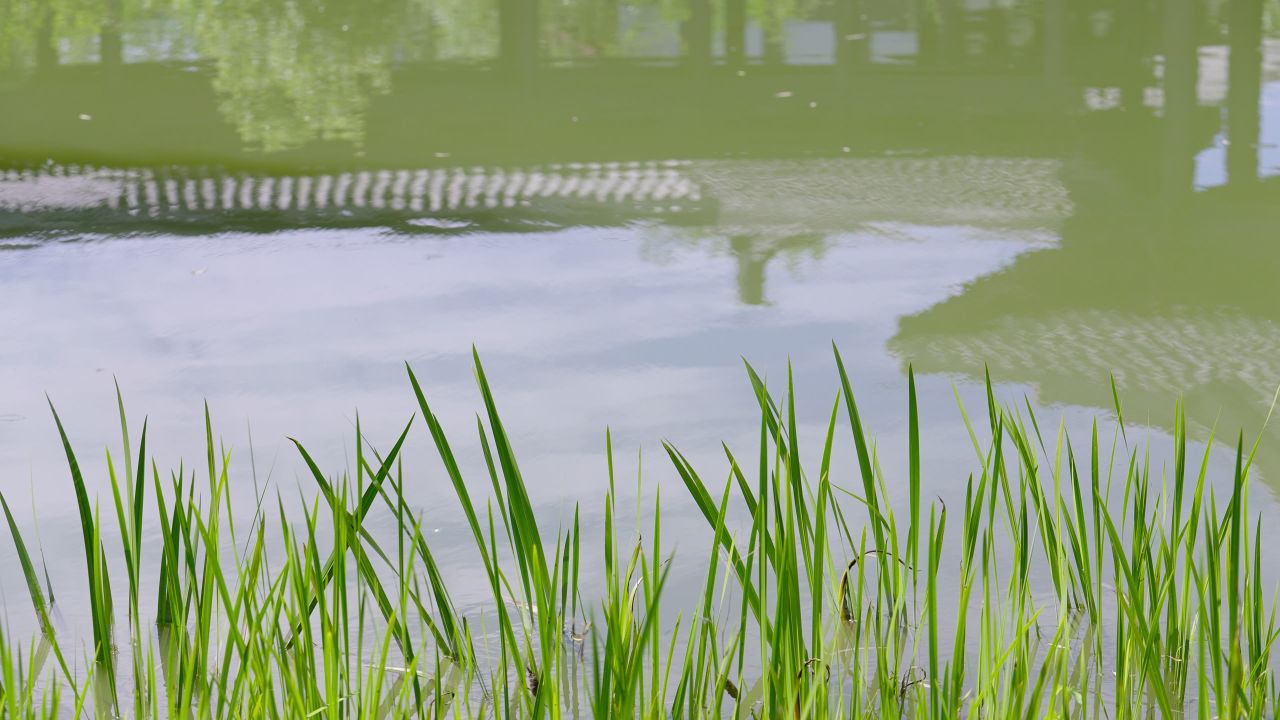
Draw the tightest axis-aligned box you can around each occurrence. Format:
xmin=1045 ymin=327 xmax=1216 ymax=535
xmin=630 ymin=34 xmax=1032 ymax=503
xmin=2 ymin=0 xmax=1280 ymax=652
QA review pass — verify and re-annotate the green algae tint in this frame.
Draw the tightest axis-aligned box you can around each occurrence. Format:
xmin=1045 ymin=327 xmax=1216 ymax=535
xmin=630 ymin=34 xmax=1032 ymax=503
xmin=2 ymin=2 xmax=1280 ymax=716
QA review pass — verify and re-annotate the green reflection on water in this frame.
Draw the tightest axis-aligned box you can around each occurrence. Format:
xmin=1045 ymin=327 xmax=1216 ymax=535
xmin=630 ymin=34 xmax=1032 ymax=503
xmin=2 ymin=0 xmax=1280 ymax=476
xmin=8 ymin=0 xmax=1271 ymax=160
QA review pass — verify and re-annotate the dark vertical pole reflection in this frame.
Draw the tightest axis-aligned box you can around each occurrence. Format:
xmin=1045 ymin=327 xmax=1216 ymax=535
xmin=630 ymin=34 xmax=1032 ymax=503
xmin=500 ymin=0 xmax=540 ymax=78
xmin=688 ymin=0 xmax=713 ymax=69
xmin=36 ymin=10 xmax=58 ymax=72
xmin=1227 ymin=0 xmax=1264 ymax=188
xmin=101 ymin=0 xmax=125 ymax=67
xmin=941 ymin=0 xmax=965 ymax=67
xmin=836 ymin=0 xmax=869 ymax=79
xmin=762 ymin=23 xmax=784 ymax=66
xmin=914 ymin=0 xmax=939 ymax=66
xmin=1161 ymin=0 xmax=1199 ymax=203
xmin=1116 ymin=0 xmax=1149 ymax=112
xmin=725 ymin=0 xmax=747 ymax=66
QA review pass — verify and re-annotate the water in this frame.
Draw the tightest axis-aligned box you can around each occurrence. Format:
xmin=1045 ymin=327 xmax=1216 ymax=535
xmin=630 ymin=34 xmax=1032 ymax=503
xmin=2 ymin=0 xmax=1280 ymax=678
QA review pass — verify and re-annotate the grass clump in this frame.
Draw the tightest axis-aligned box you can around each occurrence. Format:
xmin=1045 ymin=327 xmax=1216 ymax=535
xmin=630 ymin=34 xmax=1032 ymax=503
xmin=0 ymin=346 xmax=1278 ymax=718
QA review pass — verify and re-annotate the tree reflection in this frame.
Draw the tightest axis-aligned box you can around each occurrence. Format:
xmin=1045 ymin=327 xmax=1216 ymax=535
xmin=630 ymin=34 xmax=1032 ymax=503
xmin=5 ymin=0 xmax=1241 ymax=153
xmin=889 ymin=64 xmax=1280 ymax=483
xmin=177 ymin=0 xmax=406 ymax=151
xmin=642 ymin=230 xmax=828 ymax=306
xmin=729 ymin=233 xmax=825 ymax=305
xmin=0 ymin=0 xmax=131 ymax=73
xmin=0 ymin=0 xmax=508 ymax=150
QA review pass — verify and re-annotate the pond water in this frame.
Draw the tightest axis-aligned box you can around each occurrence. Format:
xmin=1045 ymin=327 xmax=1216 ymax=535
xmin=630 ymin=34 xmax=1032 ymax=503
xmin=2 ymin=0 xmax=1280 ymax=679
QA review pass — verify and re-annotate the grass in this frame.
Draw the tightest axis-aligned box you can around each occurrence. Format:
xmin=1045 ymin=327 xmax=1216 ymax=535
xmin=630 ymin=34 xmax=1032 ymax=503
xmin=1 ymin=346 xmax=1278 ymax=718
